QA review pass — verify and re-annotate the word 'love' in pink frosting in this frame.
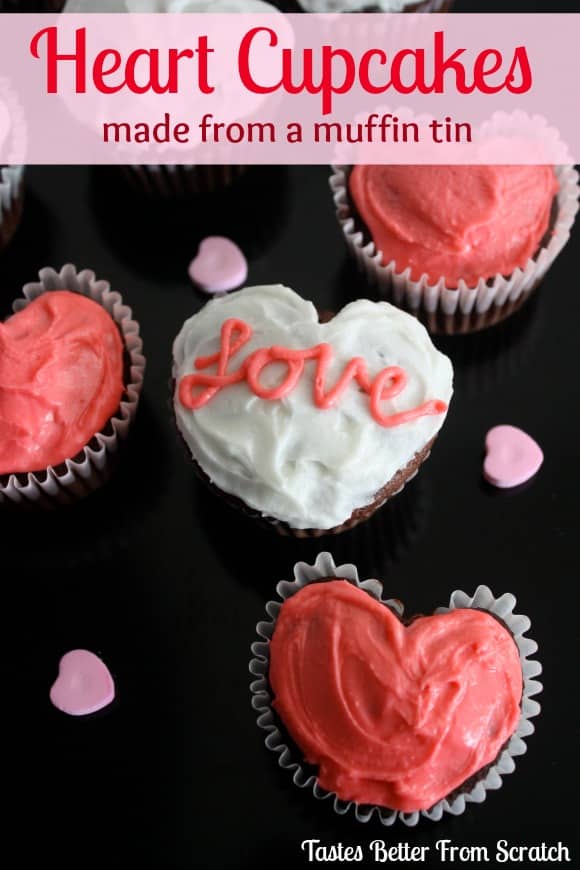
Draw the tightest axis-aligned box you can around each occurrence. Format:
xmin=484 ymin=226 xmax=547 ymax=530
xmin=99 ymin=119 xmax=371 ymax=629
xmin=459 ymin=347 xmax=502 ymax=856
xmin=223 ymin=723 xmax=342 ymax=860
xmin=178 ymin=318 xmax=447 ymax=428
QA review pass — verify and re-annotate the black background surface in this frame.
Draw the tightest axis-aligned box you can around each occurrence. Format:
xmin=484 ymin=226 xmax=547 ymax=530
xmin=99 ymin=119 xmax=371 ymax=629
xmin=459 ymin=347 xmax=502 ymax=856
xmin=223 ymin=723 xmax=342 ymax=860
xmin=1 ymin=1 xmax=579 ymax=868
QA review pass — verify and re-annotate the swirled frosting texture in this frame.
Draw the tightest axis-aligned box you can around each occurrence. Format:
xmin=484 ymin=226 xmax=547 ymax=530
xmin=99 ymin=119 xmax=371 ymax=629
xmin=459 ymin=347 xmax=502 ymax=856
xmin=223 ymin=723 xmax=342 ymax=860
xmin=172 ymin=285 xmax=453 ymax=530
xmin=0 ymin=291 xmax=124 ymax=475
xmin=349 ymin=165 xmax=558 ymax=287
xmin=270 ymin=581 xmax=523 ymax=812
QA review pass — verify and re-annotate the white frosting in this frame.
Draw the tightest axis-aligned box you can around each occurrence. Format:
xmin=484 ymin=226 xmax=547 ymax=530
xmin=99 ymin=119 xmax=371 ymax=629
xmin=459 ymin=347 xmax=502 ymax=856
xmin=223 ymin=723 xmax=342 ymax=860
xmin=172 ymin=285 xmax=453 ymax=530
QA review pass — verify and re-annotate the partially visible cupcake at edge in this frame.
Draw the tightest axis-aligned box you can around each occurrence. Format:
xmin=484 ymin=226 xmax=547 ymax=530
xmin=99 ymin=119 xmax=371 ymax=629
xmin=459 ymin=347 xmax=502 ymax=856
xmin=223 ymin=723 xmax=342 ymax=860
xmin=0 ymin=84 xmax=25 ymax=251
xmin=332 ymin=164 xmax=579 ymax=333
xmin=0 ymin=165 xmax=23 ymax=252
xmin=294 ymin=0 xmax=453 ymax=12
xmin=0 ymin=265 xmax=145 ymax=507
xmin=171 ymin=284 xmax=453 ymax=537
xmin=63 ymin=0 xmax=281 ymax=197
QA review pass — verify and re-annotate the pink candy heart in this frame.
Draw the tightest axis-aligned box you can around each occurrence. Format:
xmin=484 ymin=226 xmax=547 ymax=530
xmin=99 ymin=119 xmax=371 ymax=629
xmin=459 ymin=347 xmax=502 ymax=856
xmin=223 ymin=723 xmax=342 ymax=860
xmin=188 ymin=236 xmax=248 ymax=294
xmin=50 ymin=650 xmax=115 ymax=717
xmin=483 ymin=425 xmax=544 ymax=489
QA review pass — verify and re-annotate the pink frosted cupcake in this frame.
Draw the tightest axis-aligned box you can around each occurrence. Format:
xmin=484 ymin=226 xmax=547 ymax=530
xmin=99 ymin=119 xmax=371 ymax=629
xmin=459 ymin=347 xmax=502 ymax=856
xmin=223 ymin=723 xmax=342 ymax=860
xmin=0 ymin=265 xmax=145 ymax=507
xmin=332 ymin=163 xmax=579 ymax=333
xmin=250 ymin=553 xmax=543 ymax=827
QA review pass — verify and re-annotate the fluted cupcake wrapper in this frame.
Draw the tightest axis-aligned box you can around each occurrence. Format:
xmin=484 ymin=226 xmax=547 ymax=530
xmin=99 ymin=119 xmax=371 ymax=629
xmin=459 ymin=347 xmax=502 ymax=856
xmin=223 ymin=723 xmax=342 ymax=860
xmin=413 ymin=0 xmax=452 ymax=9
xmin=396 ymin=0 xmax=454 ymax=9
xmin=295 ymin=0 xmax=452 ymax=11
xmin=122 ymin=165 xmax=247 ymax=198
xmin=330 ymin=164 xmax=579 ymax=334
xmin=0 ymin=264 xmax=146 ymax=508
xmin=249 ymin=551 xmax=542 ymax=827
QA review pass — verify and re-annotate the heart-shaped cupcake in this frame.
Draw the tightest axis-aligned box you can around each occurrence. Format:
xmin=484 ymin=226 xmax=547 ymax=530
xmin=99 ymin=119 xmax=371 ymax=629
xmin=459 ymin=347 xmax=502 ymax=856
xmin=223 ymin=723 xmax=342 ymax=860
xmin=0 ymin=290 xmax=124 ymax=476
xmin=349 ymin=165 xmax=558 ymax=288
xmin=270 ymin=580 xmax=522 ymax=813
xmin=251 ymin=554 xmax=542 ymax=825
xmin=172 ymin=285 xmax=453 ymax=533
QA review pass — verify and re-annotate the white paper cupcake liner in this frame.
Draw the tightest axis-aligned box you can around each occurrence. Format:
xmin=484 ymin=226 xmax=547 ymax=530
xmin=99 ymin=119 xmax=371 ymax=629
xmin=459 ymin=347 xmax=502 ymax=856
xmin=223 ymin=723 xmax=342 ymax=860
xmin=0 ymin=264 xmax=146 ymax=508
xmin=122 ymin=165 xmax=246 ymax=198
xmin=296 ymin=0 xmax=451 ymax=11
xmin=402 ymin=0 xmax=452 ymax=9
xmin=330 ymin=164 xmax=579 ymax=330
xmin=250 ymin=551 xmax=542 ymax=827
xmin=0 ymin=165 xmax=24 ymax=250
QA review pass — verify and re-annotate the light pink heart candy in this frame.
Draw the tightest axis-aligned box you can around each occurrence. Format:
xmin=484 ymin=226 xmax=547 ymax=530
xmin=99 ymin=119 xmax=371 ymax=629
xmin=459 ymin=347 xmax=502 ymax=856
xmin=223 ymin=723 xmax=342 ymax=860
xmin=50 ymin=650 xmax=115 ymax=717
xmin=189 ymin=236 xmax=248 ymax=294
xmin=483 ymin=425 xmax=544 ymax=489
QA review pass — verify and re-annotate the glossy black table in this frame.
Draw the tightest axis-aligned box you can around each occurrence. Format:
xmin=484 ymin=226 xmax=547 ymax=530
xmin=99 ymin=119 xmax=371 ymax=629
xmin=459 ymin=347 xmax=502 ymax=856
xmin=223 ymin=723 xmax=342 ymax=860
xmin=1 ymin=3 xmax=578 ymax=867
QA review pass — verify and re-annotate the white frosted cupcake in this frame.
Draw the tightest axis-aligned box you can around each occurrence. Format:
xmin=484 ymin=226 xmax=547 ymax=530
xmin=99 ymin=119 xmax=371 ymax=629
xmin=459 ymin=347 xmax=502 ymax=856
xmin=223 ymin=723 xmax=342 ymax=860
xmin=172 ymin=284 xmax=453 ymax=536
xmin=63 ymin=0 xmax=280 ymax=195
xmin=0 ymin=82 xmax=25 ymax=251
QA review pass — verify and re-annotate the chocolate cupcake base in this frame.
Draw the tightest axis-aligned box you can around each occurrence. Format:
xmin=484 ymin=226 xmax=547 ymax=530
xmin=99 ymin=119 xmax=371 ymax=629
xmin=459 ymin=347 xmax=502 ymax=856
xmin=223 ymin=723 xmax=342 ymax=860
xmin=122 ymin=165 xmax=246 ymax=198
xmin=421 ymin=287 xmax=538 ymax=336
xmin=406 ymin=0 xmax=454 ymax=10
xmin=250 ymin=552 xmax=542 ymax=827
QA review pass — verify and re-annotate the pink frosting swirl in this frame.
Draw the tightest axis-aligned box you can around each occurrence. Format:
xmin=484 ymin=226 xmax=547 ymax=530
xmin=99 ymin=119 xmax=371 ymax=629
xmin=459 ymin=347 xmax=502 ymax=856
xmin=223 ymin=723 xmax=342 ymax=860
xmin=349 ymin=165 xmax=558 ymax=287
xmin=270 ymin=580 xmax=523 ymax=812
xmin=0 ymin=290 xmax=124 ymax=475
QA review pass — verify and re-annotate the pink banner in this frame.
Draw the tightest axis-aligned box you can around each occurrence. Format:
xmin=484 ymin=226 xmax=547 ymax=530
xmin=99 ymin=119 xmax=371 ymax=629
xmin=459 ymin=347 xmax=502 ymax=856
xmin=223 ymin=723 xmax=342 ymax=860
xmin=0 ymin=12 xmax=579 ymax=164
